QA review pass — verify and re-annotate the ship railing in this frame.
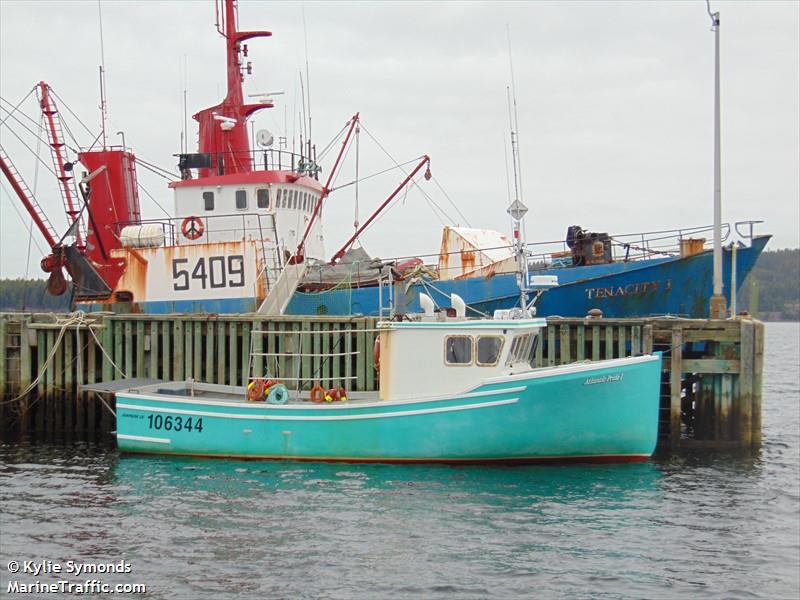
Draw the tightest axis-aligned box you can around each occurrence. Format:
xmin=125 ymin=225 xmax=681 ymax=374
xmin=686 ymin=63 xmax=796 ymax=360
xmin=185 ymin=148 xmax=322 ymax=179
xmin=384 ymin=220 xmax=762 ymax=279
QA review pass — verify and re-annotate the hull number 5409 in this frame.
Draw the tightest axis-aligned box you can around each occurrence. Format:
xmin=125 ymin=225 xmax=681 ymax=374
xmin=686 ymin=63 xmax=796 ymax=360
xmin=173 ymin=255 xmax=245 ymax=291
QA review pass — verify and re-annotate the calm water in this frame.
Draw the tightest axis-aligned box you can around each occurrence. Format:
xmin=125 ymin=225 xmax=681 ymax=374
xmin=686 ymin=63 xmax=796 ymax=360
xmin=1 ymin=323 xmax=798 ymax=599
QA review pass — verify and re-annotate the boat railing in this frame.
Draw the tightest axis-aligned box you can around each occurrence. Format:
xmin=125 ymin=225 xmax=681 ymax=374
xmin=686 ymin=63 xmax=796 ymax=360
xmin=247 ymin=328 xmax=363 ymax=392
xmin=117 ymin=212 xmax=276 ymax=253
xmin=389 ymin=220 xmax=760 ymax=278
xmin=182 ymin=148 xmax=322 ymax=179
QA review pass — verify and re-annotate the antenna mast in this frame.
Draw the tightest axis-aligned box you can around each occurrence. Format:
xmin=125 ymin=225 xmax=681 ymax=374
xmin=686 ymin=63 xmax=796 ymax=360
xmin=706 ymin=0 xmax=726 ymax=318
xmin=98 ymin=0 xmax=108 ymax=148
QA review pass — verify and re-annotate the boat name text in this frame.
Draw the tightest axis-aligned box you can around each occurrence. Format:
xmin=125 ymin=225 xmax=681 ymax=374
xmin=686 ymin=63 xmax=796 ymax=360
xmin=585 ymin=279 xmax=672 ymax=301
xmin=584 ymin=373 xmax=624 ymax=385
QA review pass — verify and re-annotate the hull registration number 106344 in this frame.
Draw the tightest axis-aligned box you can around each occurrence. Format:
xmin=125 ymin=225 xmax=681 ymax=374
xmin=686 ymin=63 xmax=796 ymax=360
xmin=147 ymin=414 xmax=203 ymax=432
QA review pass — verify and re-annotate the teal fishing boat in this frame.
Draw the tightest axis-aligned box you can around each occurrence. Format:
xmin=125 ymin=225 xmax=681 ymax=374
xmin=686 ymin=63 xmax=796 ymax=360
xmin=105 ymin=302 xmax=662 ymax=463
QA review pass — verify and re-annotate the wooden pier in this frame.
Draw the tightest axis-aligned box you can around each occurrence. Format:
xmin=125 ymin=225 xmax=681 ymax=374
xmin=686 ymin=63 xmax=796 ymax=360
xmin=0 ymin=312 xmax=764 ymax=449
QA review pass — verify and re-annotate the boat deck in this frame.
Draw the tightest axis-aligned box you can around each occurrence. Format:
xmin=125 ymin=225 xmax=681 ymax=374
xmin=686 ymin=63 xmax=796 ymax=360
xmin=84 ymin=379 xmax=379 ymax=406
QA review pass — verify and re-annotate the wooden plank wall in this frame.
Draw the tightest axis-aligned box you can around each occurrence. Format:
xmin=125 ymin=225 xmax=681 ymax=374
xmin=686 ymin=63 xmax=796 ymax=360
xmin=0 ymin=312 xmax=764 ymax=449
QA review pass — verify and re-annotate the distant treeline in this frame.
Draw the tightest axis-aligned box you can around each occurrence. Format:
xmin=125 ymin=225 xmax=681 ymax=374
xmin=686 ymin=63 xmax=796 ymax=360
xmin=0 ymin=249 xmax=797 ymax=319
xmin=0 ymin=279 xmax=72 ymax=312
xmin=738 ymin=248 xmax=800 ymax=321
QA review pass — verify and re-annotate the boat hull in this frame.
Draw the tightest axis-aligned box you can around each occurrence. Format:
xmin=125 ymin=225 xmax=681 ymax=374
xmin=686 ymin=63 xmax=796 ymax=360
xmin=115 ymin=354 xmax=662 ymax=463
xmin=286 ymin=235 xmax=771 ymax=318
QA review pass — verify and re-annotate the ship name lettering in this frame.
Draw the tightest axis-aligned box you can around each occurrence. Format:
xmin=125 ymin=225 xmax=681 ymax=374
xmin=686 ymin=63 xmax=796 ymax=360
xmin=585 ymin=279 xmax=672 ymax=301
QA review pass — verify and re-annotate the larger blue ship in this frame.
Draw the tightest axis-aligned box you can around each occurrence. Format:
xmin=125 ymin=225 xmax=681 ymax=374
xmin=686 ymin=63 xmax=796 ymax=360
xmin=286 ymin=223 xmax=770 ymax=319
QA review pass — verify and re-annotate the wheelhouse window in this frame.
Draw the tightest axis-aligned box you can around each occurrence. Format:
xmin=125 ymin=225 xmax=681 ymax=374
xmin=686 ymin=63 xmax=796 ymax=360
xmin=445 ymin=335 xmax=473 ymax=365
xmin=235 ymin=190 xmax=247 ymax=210
xmin=203 ymin=191 xmax=214 ymax=211
xmin=477 ymin=336 xmax=504 ymax=366
xmin=506 ymin=333 xmax=537 ymax=366
xmin=257 ymin=188 xmax=269 ymax=209
xmin=293 ymin=190 xmax=299 ymax=209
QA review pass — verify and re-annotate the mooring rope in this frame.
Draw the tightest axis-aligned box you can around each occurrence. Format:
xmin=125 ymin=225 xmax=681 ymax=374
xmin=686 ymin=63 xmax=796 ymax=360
xmin=0 ymin=311 xmax=126 ymax=409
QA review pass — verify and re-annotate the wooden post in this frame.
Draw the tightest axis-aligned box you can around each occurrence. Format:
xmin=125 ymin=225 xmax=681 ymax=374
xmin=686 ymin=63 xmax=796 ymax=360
xmin=752 ymin=321 xmax=764 ymax=448
xmin=356 ymin=320 xmax=366 ymax=391
xmin=241 ymin=321 xmax=251 ymax=386
xmin=720 ymin=373 xmax=733 ymax=441
xmin=19 ymin=318 xmax=31 ymax=430
xmin=738 ymin=319 xmax=755 ymax=446
xmin=228 ymin=321 xmax=238 ymax=387
xmin=670 ymin=327 xmax=683 ymax=446
xmin=205 ymin=320 xmax=216 ymax=383
xmin=76 ymin=328 xmax=86 ymax=432
xmin=591 ymin=325 xmax=600 ymax=361
xmin=173 ymin=320 xmax=184 ymax=380
xmin=149 ymin=321 xmax=159 ymax=379
xmin=194 ymin=319 xmax=204 ymax=382
xmin=162 ymin=320 xmax=172 ymax=380
xmin=184 ymin=321 xmax=193 ymax=380
xmin=547 ymin=325 xmax=556 ymax=366
xmin=559 ymin=324 xmax=570 ymax=365
xmin=217 ymin=321 xmax=227 ymax=384
xmin=0 ymin=315 xmax=6 ymax=399
xmin=123 ymin=321 xmax=133 ymax=378
xmin=605 ymin=325 xmax=614 ymax=360
xmin=63 ymin=327 xmax=74 ymax=432
xmin=617 ymin=326 xmax=626 ymax=358
xmin=632 ymin=325 xmax=641 ymax=356
xmin=642 ymin=324 xmax=653 ymax=355
xmin=101 ymin=318 xmax=113 ymax=382
xmin=136 ymin=321 xmax=145 ymax=377
xmin=576 ymin=324 xmax=585 ymax=362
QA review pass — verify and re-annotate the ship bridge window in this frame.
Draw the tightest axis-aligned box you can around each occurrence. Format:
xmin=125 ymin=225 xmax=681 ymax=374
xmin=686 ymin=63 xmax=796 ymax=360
xmin=276 ymin=188 xmax=283 ymax=207
xmin=445 ymin=335 xmax=473 ymax=366
xmin=235 ymin=190 xmax=248 ymax=209
xmin=257 ymin=188 xmax=270 ymax=209
xmin=477 ymin=336 xmax=504 ymax=366
xmin=203 ymin=191 xmax=214 ymax=211
xmin=506 ymin=333 xmax=537 ymax=367
xmin=292 ymin=190 xmax=299 ymax=209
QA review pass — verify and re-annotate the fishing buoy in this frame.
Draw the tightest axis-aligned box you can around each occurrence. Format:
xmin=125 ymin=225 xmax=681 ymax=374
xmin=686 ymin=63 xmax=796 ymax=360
xmin=267 ymin=383 xmax=289 ymax=405
xmin=310 ymin=383 xmax=325 ymax=403
xmin=247 ymin=380 xmax=266 ymax=402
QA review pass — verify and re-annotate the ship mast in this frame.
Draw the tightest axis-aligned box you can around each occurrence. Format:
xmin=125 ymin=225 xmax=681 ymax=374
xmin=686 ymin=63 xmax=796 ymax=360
xmin=192 ymin=0 xmax=273 ymax=178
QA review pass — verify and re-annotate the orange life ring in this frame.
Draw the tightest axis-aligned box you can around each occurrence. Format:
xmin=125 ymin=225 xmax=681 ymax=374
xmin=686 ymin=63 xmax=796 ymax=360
xmin=181 ymin=216 xmax=205 ymax=240
xmin=310 ymin=383 xmax=325 ymax=403
xmin=247 ymin=379 xmax=266 ymax=402
xmin=373 ymin=335 xmax=380 ymax=373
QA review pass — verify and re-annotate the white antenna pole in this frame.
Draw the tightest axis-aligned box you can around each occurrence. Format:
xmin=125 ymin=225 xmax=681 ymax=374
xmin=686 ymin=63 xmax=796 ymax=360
xmin=507 ymin=26 xmax=524 ymax=204
xmin=182 ymin=54 xmax=188 ymax=154
xmin=97 ymin=0 xmax=108 ymax=149
xmin=302 ymin=3 xmax=312 ymax=143
xmin=707 ymin=0 xmax=726 ymax=318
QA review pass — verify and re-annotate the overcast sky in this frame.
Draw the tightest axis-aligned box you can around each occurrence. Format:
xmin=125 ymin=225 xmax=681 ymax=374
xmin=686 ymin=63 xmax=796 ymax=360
xmin=1 ymin=0 xmax=797 ymax=279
